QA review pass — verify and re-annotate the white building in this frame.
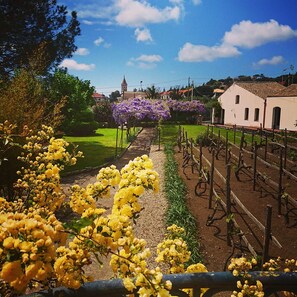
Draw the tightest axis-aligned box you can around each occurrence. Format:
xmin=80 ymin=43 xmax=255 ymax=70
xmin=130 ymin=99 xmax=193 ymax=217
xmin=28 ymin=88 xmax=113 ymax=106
xmin=218 ymin=82 xmax=297 ymax=131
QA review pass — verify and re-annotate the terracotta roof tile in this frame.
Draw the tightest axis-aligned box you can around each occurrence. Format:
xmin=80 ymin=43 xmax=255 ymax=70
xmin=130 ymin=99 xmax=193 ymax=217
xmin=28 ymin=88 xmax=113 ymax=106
xmin=271 ymin=84 xmax=297 ymax=97
xmin=235 ymin=82 xmax=286 ymax=99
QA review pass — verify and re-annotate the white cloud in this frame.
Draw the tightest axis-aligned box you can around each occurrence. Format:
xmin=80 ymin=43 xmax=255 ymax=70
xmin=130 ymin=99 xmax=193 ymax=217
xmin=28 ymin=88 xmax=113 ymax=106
xmin=94 ymin=36 xmax=111 ymax=48
xmin=128 ymin=54 xmax=163 ymax=68
xmin=94 ymin=37 xmax=104 ymax=46
xmin=136 ymin=54 xmax=163 ymax=63
xmin=223 ymin=19 xmax=297 ymax=49
xmin=135 ymin=28 xmax=153 ymax=42
xmin=178 ymin=19 xmax=297 ymax=63
xmin=177 ymin=43 xmax=240 ymax=62
xmin=253 ymin=55 xmax=285 ymax=67
xmin=74 ymin=48 xmax=90 ymax=56
xmin=81 ymin=20 xmax=94 ymax=25
xmin=59 ymin=59 xmax=95 ymax=71
xmin=114 ymin=0 xmax=181 ymax=27
xmin=192 ymin=0 xmax=202 ymax=5
xmin=76 ymin=4 xmax=114 ymax=19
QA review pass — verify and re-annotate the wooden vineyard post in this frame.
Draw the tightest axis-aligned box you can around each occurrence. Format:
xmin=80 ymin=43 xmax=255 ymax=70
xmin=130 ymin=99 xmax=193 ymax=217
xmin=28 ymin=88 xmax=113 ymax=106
xmin=233 ymin=124 xmax=236 ymax=144
xmin=182 ymin=127 xmax=185 ymax=142
xmin=185 ymin=131 xmax=188 ymax=148
xmin=278 ymin=148 xmax=283 ymax=215
xmin=177 ymin=126 xmax=182 ymax=152
xmin=190 ymin=139 xmax=194 ymax=174
xmin=225 ymin=131 xmax=229 ymax=165
xmin=251 ymin=131 xmax=255 ymax=159
xmin=199 ymin=140 xmax=203 ymax=172
xmin=226 ymin=164 xmax=232 ymax=247
xmin=253 ymin=142 xmax=258 ymax=191
xmin=264 ymin=134 xmax=268 ymax=161
xmin=240 ymin=128 xmax=245 ymax=151
xmin=211 ymin=125 xmax=214 ymax=138
xmin=158 ymin=127 xmax=161 ymax=151
xmin=262 ymin=205 xmax=272 ymax=267
xmin=120 ymin=124 xmax=124 ymax=151
xmin=115 ymin=126 xmax=119 ymax=158
xmin=284 ymin=128 xmax=288 ymax=170
xmin=209 ymin=149 xmax=215 ymax=209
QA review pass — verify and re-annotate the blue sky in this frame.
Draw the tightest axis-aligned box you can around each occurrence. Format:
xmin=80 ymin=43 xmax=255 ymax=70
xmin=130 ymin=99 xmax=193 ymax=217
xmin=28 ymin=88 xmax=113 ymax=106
xmin=60 ymin=0 xmax=297 ymax=95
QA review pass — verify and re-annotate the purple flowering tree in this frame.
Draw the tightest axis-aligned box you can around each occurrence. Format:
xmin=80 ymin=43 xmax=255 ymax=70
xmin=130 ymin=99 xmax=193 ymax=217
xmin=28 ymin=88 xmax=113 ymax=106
xmin=166 ymin=99 xmax=205 ymax=123
xmin=112 ymin=98 xmax=171 ymax=126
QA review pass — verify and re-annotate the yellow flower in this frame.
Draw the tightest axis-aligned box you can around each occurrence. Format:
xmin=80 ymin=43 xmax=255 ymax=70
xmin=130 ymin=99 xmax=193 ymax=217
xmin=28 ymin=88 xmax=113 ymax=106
xmin=3 ymin=237 xmax=14 ymax=249
xmin=19 ymin=241 xmax=33 ymax=252
xmin=1 ymin=261 xmax=23 ymax=283
xmin=123 ymin=277 xmax=136 ymax=292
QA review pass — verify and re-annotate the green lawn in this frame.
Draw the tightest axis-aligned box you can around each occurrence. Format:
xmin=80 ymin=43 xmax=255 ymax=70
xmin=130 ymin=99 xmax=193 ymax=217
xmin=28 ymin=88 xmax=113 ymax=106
xmin=160 ymin=124 xmax=207 ymax=144
xmin=63 ymin=128 xmax=130 ymax=173
xmin=62 ymin=124 xmax=258 ymax=174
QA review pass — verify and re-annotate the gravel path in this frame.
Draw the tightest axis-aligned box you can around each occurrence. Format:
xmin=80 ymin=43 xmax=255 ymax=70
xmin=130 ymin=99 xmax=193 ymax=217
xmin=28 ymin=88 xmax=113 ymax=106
xmin=61 ymin=128 xmax=168 ymax=280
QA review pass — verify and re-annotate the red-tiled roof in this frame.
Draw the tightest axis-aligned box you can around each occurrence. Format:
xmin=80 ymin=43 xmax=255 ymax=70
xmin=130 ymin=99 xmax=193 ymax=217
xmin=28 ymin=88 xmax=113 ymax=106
xmin=93 ymin=92 xmax=105 ymax=98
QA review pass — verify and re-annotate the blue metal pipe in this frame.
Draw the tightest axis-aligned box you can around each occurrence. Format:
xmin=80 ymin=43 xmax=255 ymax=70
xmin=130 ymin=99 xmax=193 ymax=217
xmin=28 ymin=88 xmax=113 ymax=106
xmin=23 ymin=272 xmax=297 ymax=297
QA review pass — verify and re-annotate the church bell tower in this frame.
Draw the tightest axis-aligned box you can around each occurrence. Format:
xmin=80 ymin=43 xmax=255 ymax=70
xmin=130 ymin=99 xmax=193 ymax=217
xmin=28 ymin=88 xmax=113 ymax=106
xmin=121 ymin=76 xmax=127 ymax=95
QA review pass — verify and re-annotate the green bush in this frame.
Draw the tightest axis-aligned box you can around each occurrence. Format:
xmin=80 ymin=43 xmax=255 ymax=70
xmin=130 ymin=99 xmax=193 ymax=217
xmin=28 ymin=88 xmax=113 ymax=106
xmin=65 ymin=121 xmax=99 ymax=136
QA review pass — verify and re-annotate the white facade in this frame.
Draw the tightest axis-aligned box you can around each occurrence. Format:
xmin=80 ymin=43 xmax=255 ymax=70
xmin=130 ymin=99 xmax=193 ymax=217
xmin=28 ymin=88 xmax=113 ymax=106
xmin=218 ymin=84 xmax=264 ymax=128
xmin=218 ymin=82 xmax=297 ymax=131
xmin=265 ymin=96 xmax=297 ymax=131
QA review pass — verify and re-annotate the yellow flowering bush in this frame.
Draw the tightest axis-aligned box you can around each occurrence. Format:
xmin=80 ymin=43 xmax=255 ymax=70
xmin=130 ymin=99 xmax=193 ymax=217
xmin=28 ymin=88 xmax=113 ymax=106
xmin=156 ymin=225 xmax=191 ymax=274
xmin=0 ymin=122 xmax=296 ymax=297
xmin=0 ymin=202 xmax=66 ymax=292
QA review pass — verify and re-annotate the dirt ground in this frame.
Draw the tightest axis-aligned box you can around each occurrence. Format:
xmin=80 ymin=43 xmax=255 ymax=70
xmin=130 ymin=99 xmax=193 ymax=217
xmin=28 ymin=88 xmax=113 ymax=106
xmin=174 ymin=143 xmax=297 ymax=272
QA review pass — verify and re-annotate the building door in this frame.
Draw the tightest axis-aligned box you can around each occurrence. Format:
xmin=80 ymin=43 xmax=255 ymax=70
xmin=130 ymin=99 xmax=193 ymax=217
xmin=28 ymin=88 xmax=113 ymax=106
xmin=272 ymin=107 xmax=281 ymax=129
xmin=221 ymin=109 xmax=225 ymax=124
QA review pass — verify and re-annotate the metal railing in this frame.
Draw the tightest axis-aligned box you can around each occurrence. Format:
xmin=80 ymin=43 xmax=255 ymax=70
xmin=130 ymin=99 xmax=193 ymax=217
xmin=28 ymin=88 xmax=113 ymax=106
xmin=25 ymin=271 xmax=297 ymax=297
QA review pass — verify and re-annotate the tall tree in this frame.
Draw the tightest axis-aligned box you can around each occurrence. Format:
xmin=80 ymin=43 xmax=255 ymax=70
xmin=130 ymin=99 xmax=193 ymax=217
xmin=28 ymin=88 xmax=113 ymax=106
xmin=47 ymin=69 xmax=97 ymax=135
xmin=109 ymin=90 xmax=121 ymax=102
xmin=0 ymin=0 xmax=80 ymax=79
xmin=0 ymin=69 xmax=65 ymax=132
xmin=145 ymin=85 xmax=159 ymax=99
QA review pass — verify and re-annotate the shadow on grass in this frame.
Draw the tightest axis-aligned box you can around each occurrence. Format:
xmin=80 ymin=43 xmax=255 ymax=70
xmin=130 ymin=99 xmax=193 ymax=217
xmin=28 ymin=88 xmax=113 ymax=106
xmin=63 ymin=141 xmax=127 ymax=174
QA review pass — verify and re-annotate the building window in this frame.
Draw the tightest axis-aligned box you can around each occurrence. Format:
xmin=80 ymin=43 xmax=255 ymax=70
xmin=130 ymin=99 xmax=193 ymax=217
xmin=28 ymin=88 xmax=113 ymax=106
xmin=254 ymin=108 xmax=259 ymax=121
xmin=235 ymin=95 xmax=240 ymax=104
xmin=244 ymin=108 xmax=249 ymax=120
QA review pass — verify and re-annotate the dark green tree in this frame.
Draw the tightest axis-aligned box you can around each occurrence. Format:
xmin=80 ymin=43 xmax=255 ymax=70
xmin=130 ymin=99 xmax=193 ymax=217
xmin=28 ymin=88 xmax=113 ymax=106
xmin=109 ymin=90 xmax=121 ymax=102
xmin=0 ymin=0 xmax=80 ymax=79
xmin=46 ymin=69 xmax=97 ymax=135
xmin=145 ymin=85 xmax=159 ymax=99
